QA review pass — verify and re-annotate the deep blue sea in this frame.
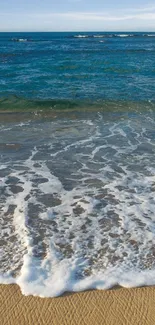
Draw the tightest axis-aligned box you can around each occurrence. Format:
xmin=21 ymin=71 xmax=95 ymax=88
xmin=1 ymin=32 xmax=155 ymax=297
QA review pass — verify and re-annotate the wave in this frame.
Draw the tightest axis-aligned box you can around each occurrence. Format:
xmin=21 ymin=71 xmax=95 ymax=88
xmin=0 ymin=96 xmax=154 ymax=113
xmin=74 ymin=35 xmax=89 ymax=38
xmin=72 ymin=33 xmax=155 ymax=39
xmin=117 ymin=34 xmax=130 ymax=37
xmin=1 ymin=100 xmax=155 ymax=297
xmin=11 ymin=38 xmax=29 ymax=42
xmin=1 ymin=33 xmax=154 ymax=43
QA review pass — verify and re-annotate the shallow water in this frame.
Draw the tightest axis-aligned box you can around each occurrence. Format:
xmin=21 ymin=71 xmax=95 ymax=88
xmin=1 ymin=105 xmax=155 ymax=296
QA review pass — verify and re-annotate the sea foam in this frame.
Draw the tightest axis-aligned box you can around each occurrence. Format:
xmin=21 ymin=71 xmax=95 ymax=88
xmin=1 ymin=111 xmax=155 ymax=297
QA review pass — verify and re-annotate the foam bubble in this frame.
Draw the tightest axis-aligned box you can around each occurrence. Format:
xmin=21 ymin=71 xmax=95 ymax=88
xmin=1 ymin=111 xmax=155 ymax=296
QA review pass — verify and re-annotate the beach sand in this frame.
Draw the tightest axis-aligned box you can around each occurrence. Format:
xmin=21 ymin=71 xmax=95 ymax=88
xmin=0 ymin=285 xmax=155 ymax=325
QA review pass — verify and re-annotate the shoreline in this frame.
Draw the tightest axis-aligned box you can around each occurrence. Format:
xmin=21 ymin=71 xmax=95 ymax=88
xmin=1 ymin=284 xmax=155 ymax=325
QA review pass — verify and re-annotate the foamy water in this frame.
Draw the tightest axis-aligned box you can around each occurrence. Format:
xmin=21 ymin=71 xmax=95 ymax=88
xmin=1 ymin=109 xmax=155 ymax=297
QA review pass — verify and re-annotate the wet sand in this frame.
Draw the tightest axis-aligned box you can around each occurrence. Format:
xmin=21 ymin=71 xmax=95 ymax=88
xmin=0 ymin=284 xmax=155 ymax=325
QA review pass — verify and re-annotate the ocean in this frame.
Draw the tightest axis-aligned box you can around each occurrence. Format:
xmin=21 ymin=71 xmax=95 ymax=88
xmin=0 ymin=32 xmax=155 ymax=297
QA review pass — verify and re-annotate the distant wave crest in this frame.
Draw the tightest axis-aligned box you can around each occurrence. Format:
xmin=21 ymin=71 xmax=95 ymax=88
xmin=72 ymin=33 xmax=155 ymax=39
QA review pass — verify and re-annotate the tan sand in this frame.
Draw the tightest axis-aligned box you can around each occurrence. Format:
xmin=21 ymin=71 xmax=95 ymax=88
xmin=0 ymin=284 xmax=155 ymax=325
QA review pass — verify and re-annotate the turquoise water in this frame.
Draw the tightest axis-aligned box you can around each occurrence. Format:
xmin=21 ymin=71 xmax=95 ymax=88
xmin=0 ymin=32 xmax=155 ymax=106
xmin=1 ymin=32 xmax=155 ymax=297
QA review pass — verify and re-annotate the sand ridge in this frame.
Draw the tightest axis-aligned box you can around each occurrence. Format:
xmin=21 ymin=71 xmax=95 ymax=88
xmin=0 ymin=285 xmax=155 ymax=325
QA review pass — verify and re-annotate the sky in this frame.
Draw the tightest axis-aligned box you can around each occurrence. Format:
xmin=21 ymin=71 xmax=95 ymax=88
xmin=0 ymin=0 xmax=155 ymax=32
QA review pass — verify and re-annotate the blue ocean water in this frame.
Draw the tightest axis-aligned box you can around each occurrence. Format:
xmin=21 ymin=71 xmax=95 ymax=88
xmin=1 ymin=32 xmax=155 ymax=297
xmin=0 ymin=32 xmax=155 ymax=105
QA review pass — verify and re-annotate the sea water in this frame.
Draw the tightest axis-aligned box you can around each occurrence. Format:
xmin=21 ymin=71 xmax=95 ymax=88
xmin=0 ymin=32 xmax=155 ymax=297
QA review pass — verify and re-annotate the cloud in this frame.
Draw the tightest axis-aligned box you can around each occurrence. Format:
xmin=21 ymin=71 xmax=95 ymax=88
xmin=0 ymin=4 xmax=155 ymax=31
xmin=1 ymin=3 xmax=155 ymax=21
xmin=26 ymin=9 xmax=155 ymax=22
xmin=128 ymin=5 xmax=155 ymax=13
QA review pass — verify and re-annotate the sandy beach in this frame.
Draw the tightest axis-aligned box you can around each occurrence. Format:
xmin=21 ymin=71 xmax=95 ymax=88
xmin=0 ymin=285 xmax=155 ymax=325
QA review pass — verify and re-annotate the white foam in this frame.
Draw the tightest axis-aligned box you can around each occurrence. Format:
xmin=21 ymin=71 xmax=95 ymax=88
xmin=18 ymin=38 xmax=28 ymax=42
xmin=74 ymin=35 xmax=88 ymax=38
xmin=93 ymin=35 xmax=104 ymax=38
xmin=0 ymin=273 xmax=16 ymax=284
xmin=1 ymin=114 xmax=155 ymax=297
xmin=118 ymin=34 xmax=129 ymax=37
xmin=2 ymin=256 xmax=155 ymax=297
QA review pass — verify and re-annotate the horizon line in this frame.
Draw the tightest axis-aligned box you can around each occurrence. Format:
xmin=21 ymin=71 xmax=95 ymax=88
xmin=0 ymin=30 xmax=155 ymax=33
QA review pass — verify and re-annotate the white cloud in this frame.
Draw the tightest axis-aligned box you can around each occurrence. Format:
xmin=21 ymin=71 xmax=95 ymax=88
xmin=25 ymin=10 xmax=155 ymax=22
xmin=127 ymin=4 xmax=155 ymax=13
xmin=0 ymin=4 xmax=155 ymax=31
